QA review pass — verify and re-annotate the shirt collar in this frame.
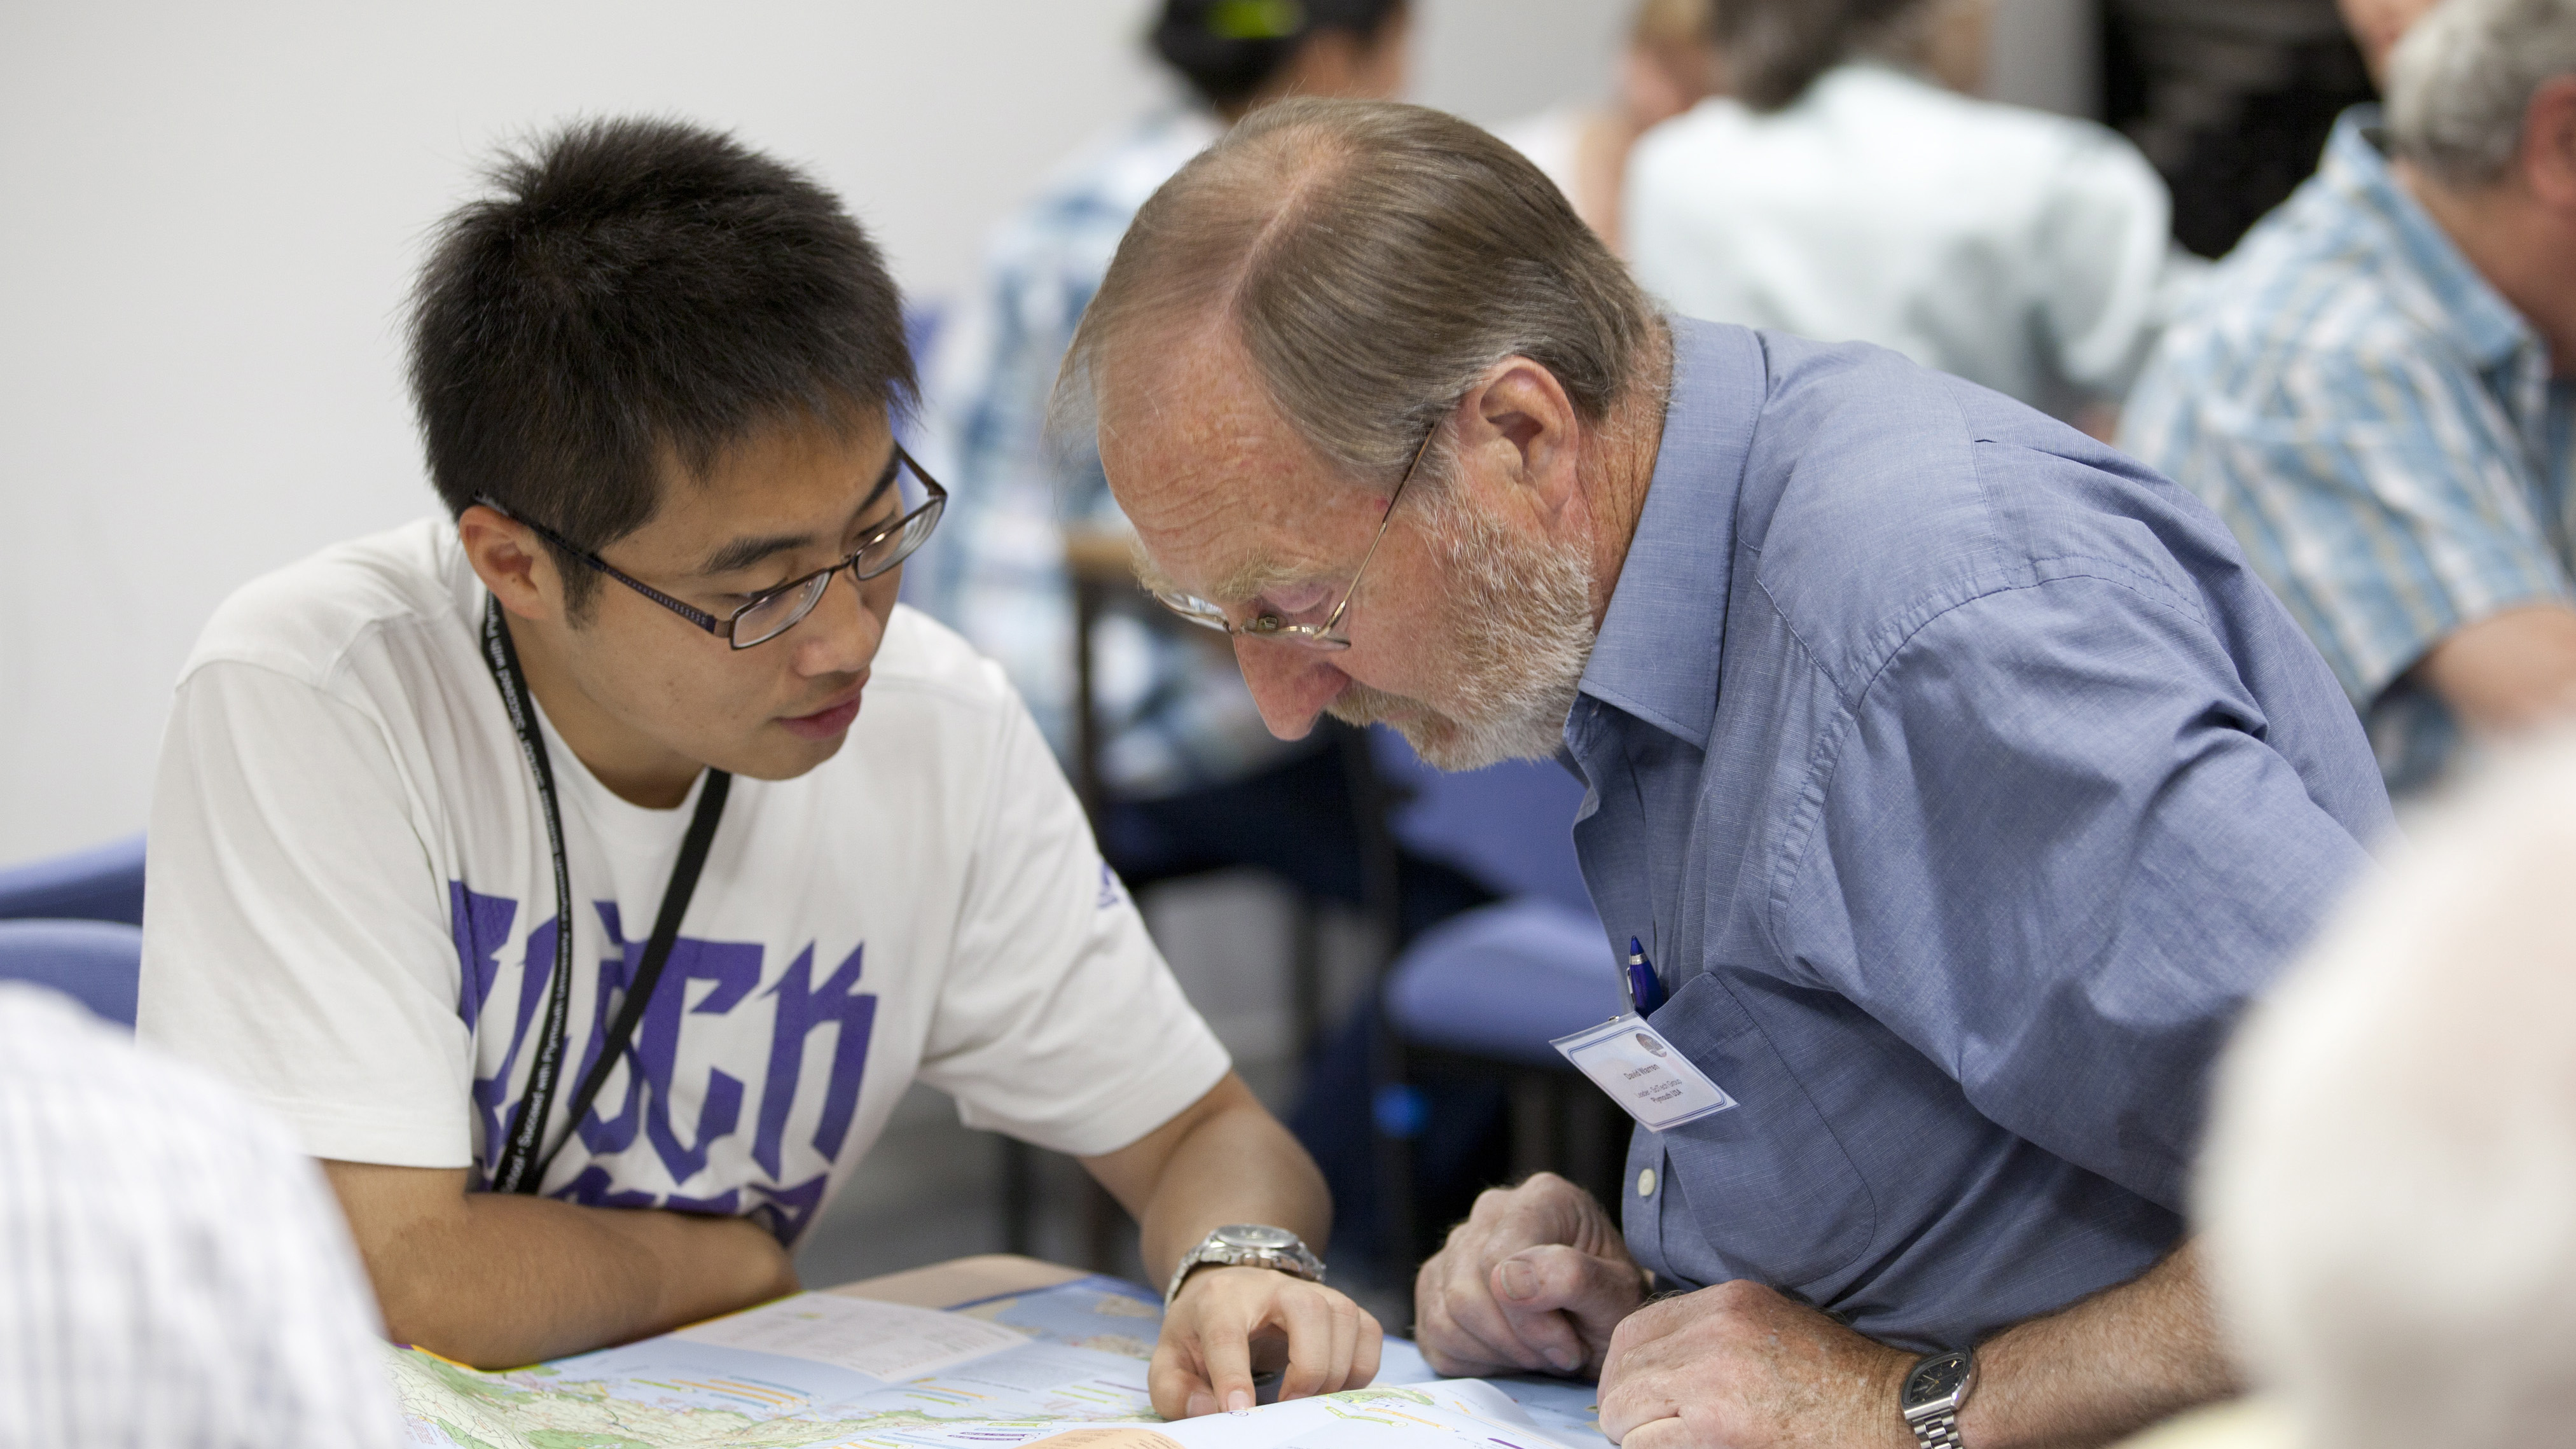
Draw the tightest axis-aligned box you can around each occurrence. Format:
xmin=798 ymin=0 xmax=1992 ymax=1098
xmin=2324 ymin=105 xmax=2536 ymax=371
xmin=1572 ymin=319 xmax=1766 ymax=751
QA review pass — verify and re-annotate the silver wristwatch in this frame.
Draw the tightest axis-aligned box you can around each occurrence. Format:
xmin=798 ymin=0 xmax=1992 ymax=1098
xmin=1900 ymin=1348 xmax=1976 ymax=1448
xmin=1163 ymin=1224 xmax=1326 ymax=1306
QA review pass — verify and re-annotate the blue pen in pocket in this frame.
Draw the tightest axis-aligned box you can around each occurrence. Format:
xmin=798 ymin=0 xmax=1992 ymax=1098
xmin=1627 ymin=936 xmax=1668 ymax=1016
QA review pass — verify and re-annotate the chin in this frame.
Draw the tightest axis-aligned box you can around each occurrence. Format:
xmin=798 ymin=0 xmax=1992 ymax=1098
xmin=721 ymin=725 xmax=851 ymax=783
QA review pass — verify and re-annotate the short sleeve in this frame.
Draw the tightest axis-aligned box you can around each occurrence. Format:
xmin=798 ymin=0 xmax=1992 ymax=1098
xmin=2032 ymin=131 xmax=2198 ymax=400
xmin=2171 ymin=340 xmax=2571 ymax=708
xmin=1782 ymin=574 xmax=2377 ymax=1211
xmin=913 ymin=690 xmax=1230 ymax=1157
xmin=137 ymin=660 xmax=475 ymax=1167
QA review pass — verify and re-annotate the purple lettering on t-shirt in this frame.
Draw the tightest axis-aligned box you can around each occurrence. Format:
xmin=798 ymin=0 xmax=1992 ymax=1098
xmin=469 ymin=906 xmax=561 ymax=1170
xmin=448 ymin=881 xmax=520 ymax=1034
xmin=447 ymin=888 xmax=887 ymax=1219
xmin=749 ymin=1172 xmax=832 ymax=1243
xmin=752 ymin=943 xmax=878 ymax=1180
xmin=546 ymin=1164 xmax=659 ymax=1210
xmin=570 ymin=901 xmax=646 ymax=1156
xmin=634 ymin=936 xmax=763 ymax=1184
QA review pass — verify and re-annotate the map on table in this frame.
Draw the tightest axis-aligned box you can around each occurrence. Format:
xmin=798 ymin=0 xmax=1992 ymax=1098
xmin=388 ymin=1273 xmax=1610 ymax=1449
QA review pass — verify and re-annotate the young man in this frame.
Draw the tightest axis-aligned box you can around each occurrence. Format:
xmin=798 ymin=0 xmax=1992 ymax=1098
xmin=135 ymin=118 xmax=1376 ymax=1414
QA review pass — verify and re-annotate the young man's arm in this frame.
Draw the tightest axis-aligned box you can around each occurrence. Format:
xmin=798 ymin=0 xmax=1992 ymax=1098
xmin=322 ymin=1161 xmax=798 ymax=1369
xmin=1081 ymin=1072 xmax=1382 ymax=1420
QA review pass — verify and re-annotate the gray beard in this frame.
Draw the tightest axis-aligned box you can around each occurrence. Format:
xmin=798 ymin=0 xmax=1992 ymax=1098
xmin=1327 ymin=496 xmax=1597 ymax=772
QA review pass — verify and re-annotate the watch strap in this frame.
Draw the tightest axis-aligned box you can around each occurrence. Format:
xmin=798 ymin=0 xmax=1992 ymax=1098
xmin=1163 ymin=1228 xmax=1324 ymax=1306
xmin=1908 ymin=1410 xmax=1964 ymax=1449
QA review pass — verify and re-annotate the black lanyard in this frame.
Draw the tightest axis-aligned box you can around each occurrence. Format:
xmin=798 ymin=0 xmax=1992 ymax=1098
xmin=479 ymin=597 xmax=731 ymax=1195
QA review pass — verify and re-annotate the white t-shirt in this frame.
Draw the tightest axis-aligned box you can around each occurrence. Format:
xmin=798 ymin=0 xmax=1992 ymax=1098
xmin=1626 ymin=63 xmax=2205 ymax=419
xmin=138 ymin=518 xmax=1229 ymax=1242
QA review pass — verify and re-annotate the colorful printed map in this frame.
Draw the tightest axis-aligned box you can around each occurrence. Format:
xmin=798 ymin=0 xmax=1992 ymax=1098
xmin=387 ymin=1274 xmax=1608 ymax=1449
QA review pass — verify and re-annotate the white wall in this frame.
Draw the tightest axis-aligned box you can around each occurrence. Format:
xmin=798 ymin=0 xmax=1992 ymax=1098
xmin=0 ymin=0 xmax=2082 ymax=867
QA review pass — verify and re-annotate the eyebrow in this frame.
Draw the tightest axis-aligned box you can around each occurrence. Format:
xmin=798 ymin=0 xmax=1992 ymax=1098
xmin=1136 ymin=548 xmax=1316 ymax=607
xmin=695 ymin=450 xmax=903 ymax=577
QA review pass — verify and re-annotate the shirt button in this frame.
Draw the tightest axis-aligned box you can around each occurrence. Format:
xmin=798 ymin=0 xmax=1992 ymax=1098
xmin=1637 ymin=1167 xmax=1657 ymax=1198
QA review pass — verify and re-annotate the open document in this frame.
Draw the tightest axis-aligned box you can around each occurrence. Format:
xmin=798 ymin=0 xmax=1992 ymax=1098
xmin=388 ymin=1275 xmax=1611 ymax=1449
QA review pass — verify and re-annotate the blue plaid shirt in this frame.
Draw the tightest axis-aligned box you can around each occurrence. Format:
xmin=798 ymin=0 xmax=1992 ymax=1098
xmin=2123 ymin=108 xmax=2576 ymax=792
xmin=913 ymin=107 xmax=1305 ymax=798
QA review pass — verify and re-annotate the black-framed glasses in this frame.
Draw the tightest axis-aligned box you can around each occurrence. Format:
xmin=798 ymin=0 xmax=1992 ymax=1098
xmin=476 ymin=444 xmax=946 ymax=649
xmin=1148 ymin=424 xmax=1437 ymax=653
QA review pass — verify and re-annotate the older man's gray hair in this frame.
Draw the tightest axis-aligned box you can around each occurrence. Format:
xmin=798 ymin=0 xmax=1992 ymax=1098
xmin=2388 ymin=0 xmax=2576 ymax=187
xmin=2198 ymin=731 xmax=2576 ymax=1448
xmin=1055 ymin=97 xmax=1663 ymax=492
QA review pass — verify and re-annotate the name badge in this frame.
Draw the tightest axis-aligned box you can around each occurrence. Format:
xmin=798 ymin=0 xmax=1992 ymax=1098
xmin=1551 ymin=1013 xmax=1738 ymax=1132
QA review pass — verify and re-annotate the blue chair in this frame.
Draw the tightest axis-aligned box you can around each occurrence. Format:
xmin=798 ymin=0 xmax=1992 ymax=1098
xmin=1369 ymin=732 xmax=1590 ymax=912
xmin=0 ymin=919 xmax=144 ymax=1027
xmin=1383 ymin=897 xmax=1621 ymax=1065
xmin=1371 ymin=729 xmax=1609 ymax=1054
xmin=0 ymin=833 xmax=146 ymax=926
xmin=1366 ymin=730 xmax=1631 ymax=1216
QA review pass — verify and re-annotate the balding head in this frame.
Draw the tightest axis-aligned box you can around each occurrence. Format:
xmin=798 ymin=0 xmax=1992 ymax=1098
xmin=1062 ymin=99 xmax=1671 ymax=771
xmin=1057 ymin=97 xmax=1663 ymax=496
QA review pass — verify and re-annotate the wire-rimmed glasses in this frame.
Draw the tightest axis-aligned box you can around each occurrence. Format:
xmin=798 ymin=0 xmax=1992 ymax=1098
xmin=1148 ymin=425 xmax=1437 ymax=653
xmin=475 ymin=443 xmax=946 ymax=649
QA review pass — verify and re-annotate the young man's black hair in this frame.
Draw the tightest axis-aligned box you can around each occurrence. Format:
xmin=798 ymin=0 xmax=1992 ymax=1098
xmin=408 ymin=115 xmax=916 ymax=614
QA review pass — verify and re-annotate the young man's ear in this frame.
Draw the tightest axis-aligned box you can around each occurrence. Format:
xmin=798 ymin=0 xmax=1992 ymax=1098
xmin=458 ymin=505 xmax=558 ymax=623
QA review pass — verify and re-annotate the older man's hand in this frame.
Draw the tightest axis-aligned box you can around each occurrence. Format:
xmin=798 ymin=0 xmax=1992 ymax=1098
xmin=1597 ymin=1280 xmax=1916 ymax=1449
xmin=1413 ymin=1172 xmax=1647 ymax=1378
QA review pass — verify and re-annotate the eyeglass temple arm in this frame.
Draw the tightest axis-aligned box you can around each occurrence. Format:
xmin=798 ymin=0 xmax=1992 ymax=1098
xmin=1319 ymin=427 xmax=1438 ymax=637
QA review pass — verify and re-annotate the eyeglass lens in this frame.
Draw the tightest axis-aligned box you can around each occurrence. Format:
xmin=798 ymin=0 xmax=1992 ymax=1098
xmin=728 ymin=470 xmax=946 ymax=648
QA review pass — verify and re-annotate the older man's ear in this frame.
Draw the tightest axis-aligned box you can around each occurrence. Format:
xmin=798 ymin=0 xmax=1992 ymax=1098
xmin=1457 ymin=357 xmax=1591 ymax=524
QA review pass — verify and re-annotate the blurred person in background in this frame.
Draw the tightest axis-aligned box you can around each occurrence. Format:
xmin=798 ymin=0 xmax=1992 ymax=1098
xmin=1 ymin=985 xmax=401 ymax=1448
xmin=917 ymin=0 xmax=1488 ymax=946
xmin=1493 ymin=0 xmax=1717 ymax=253
xmin=2122 ymin=0 xmax=2575 ymax=796
xmin=1626 ymin=0 xmax=2203 ymax=429
xmin=2171 ymin=731 xmax=2576 ymax=1449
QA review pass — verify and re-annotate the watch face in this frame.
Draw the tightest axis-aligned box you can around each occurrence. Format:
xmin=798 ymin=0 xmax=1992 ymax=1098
xmin=1217 ymin=1224 xmax=1298 ymax=1251
xmin=1904 ymin=1352 xmax=1969 ymax=1406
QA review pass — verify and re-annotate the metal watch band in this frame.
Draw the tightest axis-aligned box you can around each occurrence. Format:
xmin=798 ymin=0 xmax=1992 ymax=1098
xmin=1909 ymin=1410 xmax=1964 ymax=1449
xmin=1163 ymin=1228 xmax=1324 ymax=1305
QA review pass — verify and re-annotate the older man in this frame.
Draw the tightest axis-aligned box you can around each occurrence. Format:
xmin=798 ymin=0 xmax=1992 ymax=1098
xmin=1060 ymin=99 xmax=2392 ymax=1447
xmin=2124 ymin=0 xmax=2576 ymax=793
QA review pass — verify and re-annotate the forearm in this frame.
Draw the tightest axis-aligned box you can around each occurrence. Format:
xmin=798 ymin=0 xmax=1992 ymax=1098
xmin=2415 ymin=602 xmax=2576 ymax=734
xmin=324 ymin=1161 xmax=796 ymax=1368
xmin=1082 ymin=1074 xmax=1330 ymax=1284
xmin=1954 ymin=1242 xmax=2238 ymax=1449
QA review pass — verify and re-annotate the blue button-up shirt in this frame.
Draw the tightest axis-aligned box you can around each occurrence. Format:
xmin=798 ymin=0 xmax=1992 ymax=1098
xmin=1574 ymin=319 xmax=2391 ymax=1352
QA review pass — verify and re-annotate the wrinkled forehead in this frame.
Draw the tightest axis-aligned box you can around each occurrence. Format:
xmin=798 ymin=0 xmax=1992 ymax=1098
xmin=1093 ymin=324 xmax=1377 ymax=604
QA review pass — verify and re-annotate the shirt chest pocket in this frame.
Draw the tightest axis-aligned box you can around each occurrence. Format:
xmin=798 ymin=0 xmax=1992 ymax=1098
xmin=1648 ymin=970 xmax=1878 ymax=1291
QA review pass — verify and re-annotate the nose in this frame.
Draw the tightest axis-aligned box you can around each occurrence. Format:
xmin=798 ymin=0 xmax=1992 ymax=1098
xmin=788 ymin=565 xmax=888 ymax=677
xmin=1233 ymin=636 xmax=1349 ymax=740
